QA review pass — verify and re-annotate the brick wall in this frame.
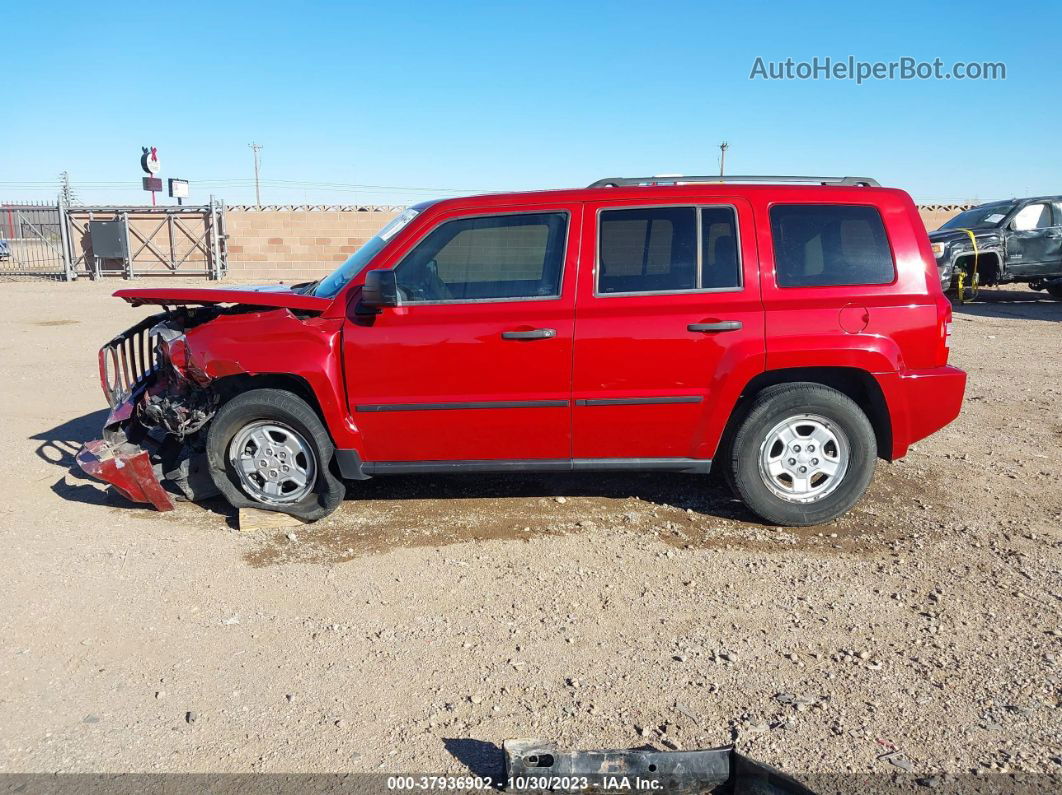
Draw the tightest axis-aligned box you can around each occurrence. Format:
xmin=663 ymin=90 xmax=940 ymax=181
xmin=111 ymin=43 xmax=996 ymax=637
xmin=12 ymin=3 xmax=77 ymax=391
xmin=219 ymin=204 xmax=968 ymax=283
xmin=918 ymin=208 xmax=963 ymax=232
xmin=223 ymin=207 xmax=401 ymax=282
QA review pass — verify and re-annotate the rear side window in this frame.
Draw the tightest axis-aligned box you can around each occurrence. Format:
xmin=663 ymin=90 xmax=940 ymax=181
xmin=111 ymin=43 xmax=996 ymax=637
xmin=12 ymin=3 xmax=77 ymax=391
xmin=770 ymin=205 xmax=895 ymax=288
xmin=395 ymin=212 xmax=567 ymax=301
xmin=598 ymin=206 xmax=741 ymax=294
xmin=700 ymin=207 xmax=741 ymax=289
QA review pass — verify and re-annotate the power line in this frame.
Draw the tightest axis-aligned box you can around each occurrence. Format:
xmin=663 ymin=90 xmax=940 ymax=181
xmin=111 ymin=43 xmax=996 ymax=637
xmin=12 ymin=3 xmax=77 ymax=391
xmin=0 ymin=177 xmax=497 ymax=193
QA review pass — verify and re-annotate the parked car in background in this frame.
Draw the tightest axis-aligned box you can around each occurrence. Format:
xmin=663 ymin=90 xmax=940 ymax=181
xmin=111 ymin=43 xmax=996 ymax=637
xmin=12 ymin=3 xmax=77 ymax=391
xmin=76 ymin=175 xmax=966 ymax=527
xmin=0 ymin=239 xmax=10 ymax=261
xmin=929 ymin=195 xmax=1062 ymax=298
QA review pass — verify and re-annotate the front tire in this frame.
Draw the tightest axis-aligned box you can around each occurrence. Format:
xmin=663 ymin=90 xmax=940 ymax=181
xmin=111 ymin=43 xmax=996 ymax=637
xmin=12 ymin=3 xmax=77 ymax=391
xmin=726 ymin=384 xmax=876 ymax=526
xmin=206 ymin=389 xmax=345 ymax=521
xmin=1047 ymin=284 xmax=1062 ymax=300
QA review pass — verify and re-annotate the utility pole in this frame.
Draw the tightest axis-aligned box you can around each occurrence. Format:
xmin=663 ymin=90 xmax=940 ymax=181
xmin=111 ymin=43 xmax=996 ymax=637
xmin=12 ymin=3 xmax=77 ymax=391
xmin=719 ymin=141 xmax=729 ymax=177
xmin=58 ymin=171 xmax=76 ymax=205
xmin=249 ymin=142 xmax=263 ymax=208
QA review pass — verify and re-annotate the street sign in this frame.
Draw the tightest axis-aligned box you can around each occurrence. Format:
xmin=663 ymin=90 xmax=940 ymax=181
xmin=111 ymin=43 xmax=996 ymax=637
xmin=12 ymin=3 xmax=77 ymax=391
xmin=140 ymin=147 xmax=161 ymax=174
xmin=168 ymin=178 xmax=189 ymax=199
xmin=140 ymin=147 xmax=162 ymax=206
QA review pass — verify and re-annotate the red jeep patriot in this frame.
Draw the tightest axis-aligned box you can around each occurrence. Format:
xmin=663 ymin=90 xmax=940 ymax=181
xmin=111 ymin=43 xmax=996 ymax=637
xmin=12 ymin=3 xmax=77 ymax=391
xmin=77 ymin=175 xmax=966 ymax=526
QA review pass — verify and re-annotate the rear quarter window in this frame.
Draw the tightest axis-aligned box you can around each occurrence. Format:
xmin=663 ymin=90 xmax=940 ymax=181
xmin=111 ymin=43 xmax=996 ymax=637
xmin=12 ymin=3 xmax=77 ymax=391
xmin=770 ymin=204 xmax=895 ymax=288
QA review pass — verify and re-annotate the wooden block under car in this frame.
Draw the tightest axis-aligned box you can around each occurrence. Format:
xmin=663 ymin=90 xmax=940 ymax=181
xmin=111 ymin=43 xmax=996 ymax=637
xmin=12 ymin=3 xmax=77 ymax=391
xmin=238 ymin=507 xmax=305 ymax=532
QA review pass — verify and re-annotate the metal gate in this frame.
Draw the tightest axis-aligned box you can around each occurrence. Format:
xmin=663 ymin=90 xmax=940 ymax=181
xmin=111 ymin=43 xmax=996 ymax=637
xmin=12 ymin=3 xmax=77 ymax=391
xmin=66 ymin=200 xmax=227 ymax=279
xmin=0 ymin=201 xmax=73 ymax=280
xmin=0 ymin=199 xmax=227 ymax=280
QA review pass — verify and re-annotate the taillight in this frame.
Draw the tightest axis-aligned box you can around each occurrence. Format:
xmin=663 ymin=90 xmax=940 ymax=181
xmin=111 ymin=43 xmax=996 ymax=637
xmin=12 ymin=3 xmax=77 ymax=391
xmin=936 ymin=295 xmax=952 ymax=366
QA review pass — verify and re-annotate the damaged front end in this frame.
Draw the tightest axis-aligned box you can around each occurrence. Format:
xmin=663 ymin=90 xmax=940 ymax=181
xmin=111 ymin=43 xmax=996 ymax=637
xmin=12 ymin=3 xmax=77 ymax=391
xmin=75 ymin=310 xmax=222 ymax=510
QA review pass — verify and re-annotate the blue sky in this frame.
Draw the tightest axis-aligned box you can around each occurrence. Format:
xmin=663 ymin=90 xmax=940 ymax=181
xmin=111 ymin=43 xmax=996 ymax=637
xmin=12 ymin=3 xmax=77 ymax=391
xmin=1 ymin=0 xmax=1057 ymax=206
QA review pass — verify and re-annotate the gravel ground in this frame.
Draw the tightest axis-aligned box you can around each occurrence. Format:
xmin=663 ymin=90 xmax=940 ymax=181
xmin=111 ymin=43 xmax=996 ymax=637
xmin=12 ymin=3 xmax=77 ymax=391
xmin=0 ymin=280 xmax=1059 ymax=792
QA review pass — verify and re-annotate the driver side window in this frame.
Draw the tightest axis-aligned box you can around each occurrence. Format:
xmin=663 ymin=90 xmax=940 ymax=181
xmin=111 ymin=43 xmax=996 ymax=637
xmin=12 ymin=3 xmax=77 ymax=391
xmin=1012 ymin=203 xmax=1053 ymax=231
xmin=394 ymin=212 xmax=568 ymax=302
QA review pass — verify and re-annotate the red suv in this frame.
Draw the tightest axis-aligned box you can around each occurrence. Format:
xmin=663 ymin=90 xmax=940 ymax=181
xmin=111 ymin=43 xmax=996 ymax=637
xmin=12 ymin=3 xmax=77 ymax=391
xmin=77 ymin=175 xmax=966 ymax=526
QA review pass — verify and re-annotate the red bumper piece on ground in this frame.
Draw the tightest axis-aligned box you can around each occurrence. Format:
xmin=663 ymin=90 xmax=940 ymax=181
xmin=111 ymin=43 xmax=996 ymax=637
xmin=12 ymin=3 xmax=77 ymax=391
xmin=76 ymin=439 xmax=176 ymax=512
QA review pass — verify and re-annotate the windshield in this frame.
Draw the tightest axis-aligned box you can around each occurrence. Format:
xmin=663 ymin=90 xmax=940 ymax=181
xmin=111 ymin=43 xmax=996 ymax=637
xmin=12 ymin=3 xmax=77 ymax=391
xmin=312 ymin=208 xmax=420 ymax=298
xmin=938 ymin=202 xmax=1014 ymax=231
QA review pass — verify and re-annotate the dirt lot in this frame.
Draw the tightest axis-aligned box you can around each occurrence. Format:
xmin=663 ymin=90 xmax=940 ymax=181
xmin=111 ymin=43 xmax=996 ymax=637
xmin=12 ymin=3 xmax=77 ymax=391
xmin=0 ymin=280 xmax=1059 ymax=790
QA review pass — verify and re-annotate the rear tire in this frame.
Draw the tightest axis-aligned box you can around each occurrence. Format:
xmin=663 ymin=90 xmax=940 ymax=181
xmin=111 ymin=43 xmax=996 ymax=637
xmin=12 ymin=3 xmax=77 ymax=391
xmin=206 ymin=389 xmax=345 ymax=521
xmin=1047 ymin=284 xmax=1062 ymax=300
xmin=726 ymin=384 xmax=876 ymax=526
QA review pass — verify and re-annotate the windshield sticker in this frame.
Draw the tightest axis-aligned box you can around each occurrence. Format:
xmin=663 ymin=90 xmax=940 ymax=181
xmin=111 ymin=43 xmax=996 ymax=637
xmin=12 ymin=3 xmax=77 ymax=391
xmin=379 ymin=208 xmax=418 ymax=241
xmin=983 ymin=213 xmax=1005 ymax=224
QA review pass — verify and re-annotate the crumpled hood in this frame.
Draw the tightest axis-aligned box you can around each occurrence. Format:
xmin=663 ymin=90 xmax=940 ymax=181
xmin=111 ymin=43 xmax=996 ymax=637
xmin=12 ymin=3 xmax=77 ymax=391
xmin=113 ymin=285 xmax=331 ymax=313
xmin=928 ymin=225 xmax=1004 ymax=242
xmin=928 ymin=229 xmax=965 ymax=243
xmin=239 ymin=283 xmax=310 ymax=294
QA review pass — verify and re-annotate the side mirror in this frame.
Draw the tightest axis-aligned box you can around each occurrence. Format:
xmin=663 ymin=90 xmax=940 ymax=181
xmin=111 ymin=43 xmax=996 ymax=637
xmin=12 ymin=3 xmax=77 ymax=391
xmin=361 ymin=268 xmax=400 ymax=309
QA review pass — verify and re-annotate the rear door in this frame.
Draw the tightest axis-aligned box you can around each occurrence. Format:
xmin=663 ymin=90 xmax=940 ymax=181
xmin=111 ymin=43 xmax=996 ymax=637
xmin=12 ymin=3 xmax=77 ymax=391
xmin=343 ymin=203 xmax=580 ymax=463
xmin=571 ymin=197 xmax=764 ymax=462
xmin=1051 ymin=202 xmax=1062 ymax=272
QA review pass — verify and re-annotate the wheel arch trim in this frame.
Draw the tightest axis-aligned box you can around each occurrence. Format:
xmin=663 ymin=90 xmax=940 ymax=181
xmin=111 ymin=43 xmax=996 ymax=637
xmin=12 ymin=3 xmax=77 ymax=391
xmin=714 ymin=366 xmax=893 ymax=462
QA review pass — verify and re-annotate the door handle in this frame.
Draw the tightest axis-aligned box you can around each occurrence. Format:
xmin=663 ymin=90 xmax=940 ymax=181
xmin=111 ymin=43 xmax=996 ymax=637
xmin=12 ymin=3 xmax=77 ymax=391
xmin=501 ymin=328 xmax=557 ymax=340
xmin=688 ymin=321 xmax=743 ymax=333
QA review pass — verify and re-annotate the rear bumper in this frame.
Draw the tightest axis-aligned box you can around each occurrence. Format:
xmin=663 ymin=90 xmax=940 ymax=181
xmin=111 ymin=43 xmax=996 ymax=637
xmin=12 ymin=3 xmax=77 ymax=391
xmin=879 ymin=365 xmax=967 ymax=459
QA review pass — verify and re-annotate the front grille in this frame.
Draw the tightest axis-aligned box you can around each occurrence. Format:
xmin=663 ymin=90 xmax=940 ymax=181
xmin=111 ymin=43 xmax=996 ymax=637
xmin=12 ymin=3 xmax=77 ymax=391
xmin=99 ymin=314 xmax=166 ymax=407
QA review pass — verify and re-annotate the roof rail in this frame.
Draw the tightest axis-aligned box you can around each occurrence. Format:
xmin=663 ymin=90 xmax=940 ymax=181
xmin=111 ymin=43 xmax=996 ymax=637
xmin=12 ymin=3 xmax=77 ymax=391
xmin=587 ymin=175 xmax=880 ymax=188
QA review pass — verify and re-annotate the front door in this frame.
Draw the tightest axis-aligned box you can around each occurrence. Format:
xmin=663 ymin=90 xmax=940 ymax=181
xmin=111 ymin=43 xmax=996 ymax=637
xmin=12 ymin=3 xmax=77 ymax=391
xmin=1007 ymin=201 xmax=1062 ymax=276
xmin=343 ymin=204 xmax=581 ymax=463
xmin=571 ymin=198 xmax=764 ymax=462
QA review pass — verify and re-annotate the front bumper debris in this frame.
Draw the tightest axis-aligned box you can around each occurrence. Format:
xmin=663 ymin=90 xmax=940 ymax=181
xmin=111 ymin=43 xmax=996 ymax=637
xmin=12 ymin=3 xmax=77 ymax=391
xmin=76 ymin=309 xmax=222 ymax=511
xmin=76 ymin=438 xmax=175 ymax=512
xmin=504 ymin=739 xmax=816 ymax=794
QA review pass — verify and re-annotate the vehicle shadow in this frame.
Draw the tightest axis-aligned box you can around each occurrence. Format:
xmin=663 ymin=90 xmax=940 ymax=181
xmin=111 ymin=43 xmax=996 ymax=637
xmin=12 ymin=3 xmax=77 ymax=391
xmin=30 ymin=408 xmax=109 ymax=469
xmin=952 ymin=288 xmax=1062 ymax=321
xmin=344 ymin=469 xmax=755 ymax=522
xmin=442 ymin=738 xmax=505 ymax=783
